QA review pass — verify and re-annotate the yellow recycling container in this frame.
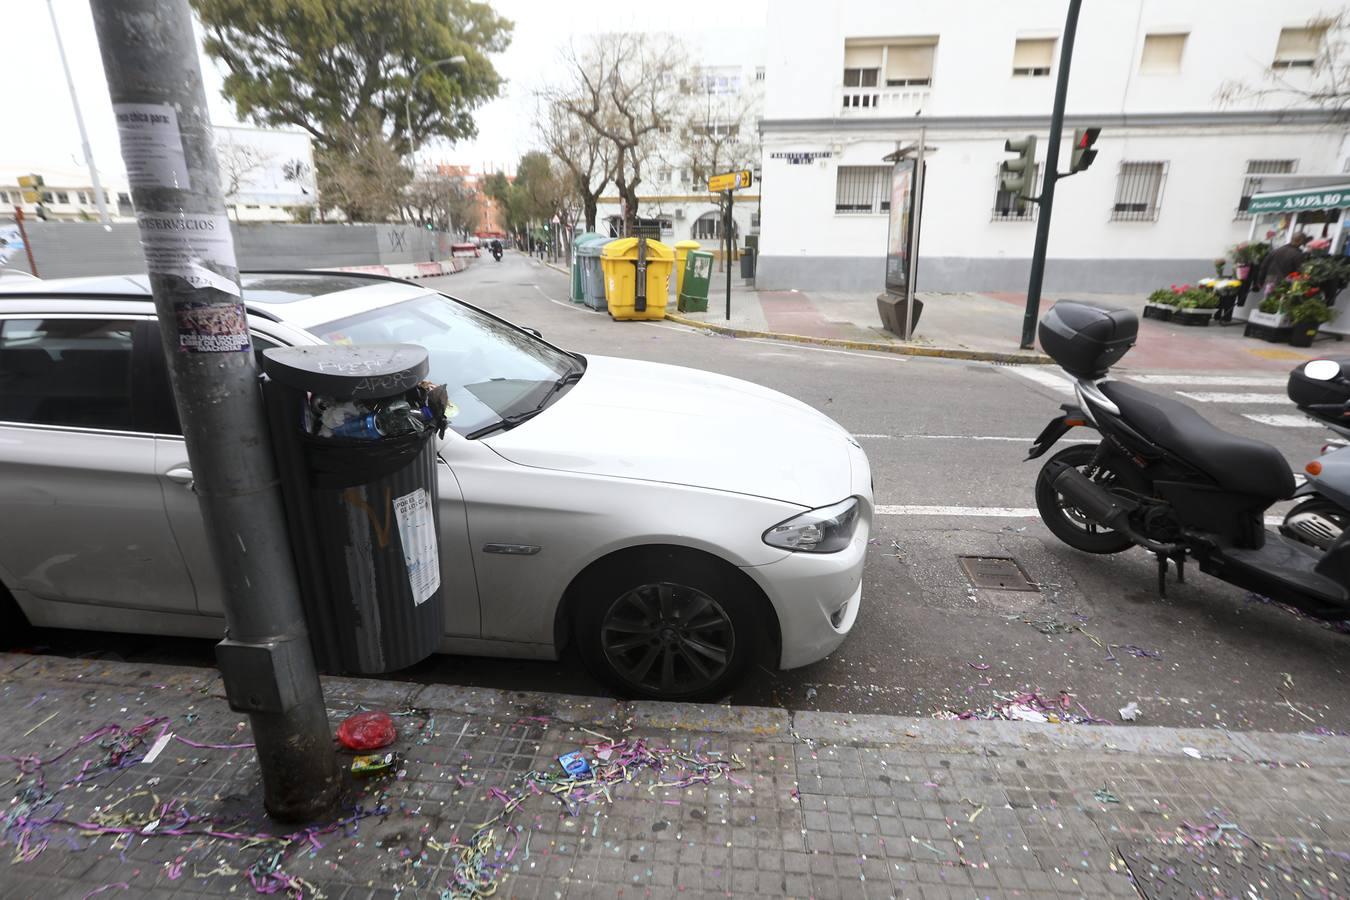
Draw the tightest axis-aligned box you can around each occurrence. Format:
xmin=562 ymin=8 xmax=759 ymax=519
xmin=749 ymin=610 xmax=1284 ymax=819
xmin=600 ymin=237 xmax=675 ymax=320
xmin=673 ymin=240 xmax=702 ymax=298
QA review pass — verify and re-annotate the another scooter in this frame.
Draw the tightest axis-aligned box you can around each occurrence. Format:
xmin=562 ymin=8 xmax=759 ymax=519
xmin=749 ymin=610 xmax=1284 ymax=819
xmin=1027 ymin=301 xmax=1349 ymax=618
xmin=1281 ymin=359 xmax=1350 ymax=551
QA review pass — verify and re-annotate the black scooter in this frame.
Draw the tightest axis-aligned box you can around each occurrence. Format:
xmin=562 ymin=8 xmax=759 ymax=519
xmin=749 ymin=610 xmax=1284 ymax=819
xmin=1027 ymin=301 xmax=1349 ymax=618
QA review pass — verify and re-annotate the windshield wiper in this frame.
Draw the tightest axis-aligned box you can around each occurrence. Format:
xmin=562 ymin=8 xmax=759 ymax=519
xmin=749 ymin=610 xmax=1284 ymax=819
xmin=467 ymin=369 xmax=584 ymax=440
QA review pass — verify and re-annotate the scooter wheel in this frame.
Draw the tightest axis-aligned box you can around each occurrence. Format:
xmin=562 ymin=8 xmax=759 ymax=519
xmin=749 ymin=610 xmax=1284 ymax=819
xmin=1035 ymin=444 xmax=1140 ymax=554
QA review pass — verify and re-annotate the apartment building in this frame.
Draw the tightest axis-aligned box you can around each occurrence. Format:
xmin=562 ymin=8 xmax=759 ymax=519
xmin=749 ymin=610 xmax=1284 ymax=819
xmin=756 ymin=0 xmax=1348 ymax=293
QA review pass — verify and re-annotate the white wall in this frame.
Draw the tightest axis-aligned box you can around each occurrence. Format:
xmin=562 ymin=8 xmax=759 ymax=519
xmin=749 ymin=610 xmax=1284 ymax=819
xmin=760 ymin=125 xmax=1343 ymax=262
xmin=764 ymin=0 xmax=1337 ymax=121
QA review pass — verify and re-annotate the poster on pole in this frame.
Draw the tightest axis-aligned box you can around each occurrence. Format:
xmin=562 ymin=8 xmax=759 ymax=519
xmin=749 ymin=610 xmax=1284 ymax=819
xmin=885 ymin=159 xmax=917 ymax=296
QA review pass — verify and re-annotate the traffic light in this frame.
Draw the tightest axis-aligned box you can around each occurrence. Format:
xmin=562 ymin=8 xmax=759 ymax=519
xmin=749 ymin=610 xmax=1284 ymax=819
xmin=999 ymin=135 xmax=1038 ymax=202
xmin=1070 ymin=127 xmax=1101 ymax=174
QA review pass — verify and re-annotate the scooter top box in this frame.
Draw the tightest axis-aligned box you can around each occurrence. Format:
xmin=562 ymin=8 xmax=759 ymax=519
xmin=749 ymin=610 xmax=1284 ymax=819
xmin=1038 ymin=301 xmax=1138 ymax=379
xmin=1288 ymin=358 xmax=1350 ymax=413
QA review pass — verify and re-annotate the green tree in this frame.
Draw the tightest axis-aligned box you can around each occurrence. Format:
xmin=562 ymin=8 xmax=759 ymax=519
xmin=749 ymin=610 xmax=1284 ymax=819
xmin=483 ymin=153 xmax=563 ymax=243
xmin=316 ymin=115 xmax=410 ymax=222
xmin=192 ymin=0 xmax=512 ymax=154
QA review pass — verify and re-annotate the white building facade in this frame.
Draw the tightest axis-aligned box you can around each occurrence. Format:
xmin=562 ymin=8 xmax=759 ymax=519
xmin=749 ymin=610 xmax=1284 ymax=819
xmin=594 ymin=30 xmax=765 ymax=246
xmin=757 ymin=0 xmax=1349 ymax=293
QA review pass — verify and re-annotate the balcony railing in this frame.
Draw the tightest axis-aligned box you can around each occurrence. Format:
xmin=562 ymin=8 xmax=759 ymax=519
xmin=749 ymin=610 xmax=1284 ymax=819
xmin=840 ymin=85 xmax=931 ymax=115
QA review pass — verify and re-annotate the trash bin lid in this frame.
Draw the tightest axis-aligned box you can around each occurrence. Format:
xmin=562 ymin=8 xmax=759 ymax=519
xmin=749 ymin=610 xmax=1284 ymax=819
xmin=674 ymin=240 xmax=702 ymax=251
xmin=262 ymin=344 xmax=430 ymax=400
xmin=601 ymin=237 xmax=675 ymax=260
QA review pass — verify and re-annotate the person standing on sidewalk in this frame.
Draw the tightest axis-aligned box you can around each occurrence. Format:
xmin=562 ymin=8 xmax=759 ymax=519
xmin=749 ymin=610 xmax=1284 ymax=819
xmin=1258 ymin=232 xmax=1310 ymax=293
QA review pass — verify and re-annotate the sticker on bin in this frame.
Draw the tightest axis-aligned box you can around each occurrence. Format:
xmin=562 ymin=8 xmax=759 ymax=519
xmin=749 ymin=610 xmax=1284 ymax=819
xmin=393 ymin=487 xmax=440 ymax=605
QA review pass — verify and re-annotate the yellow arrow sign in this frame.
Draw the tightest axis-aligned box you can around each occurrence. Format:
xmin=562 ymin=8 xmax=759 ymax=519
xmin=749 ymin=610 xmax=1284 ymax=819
xmin=708 ymin=170 xmax=753 ymax=192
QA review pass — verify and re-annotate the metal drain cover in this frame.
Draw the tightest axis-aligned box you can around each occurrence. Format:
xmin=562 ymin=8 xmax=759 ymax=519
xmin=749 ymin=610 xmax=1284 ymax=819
xmin=1119 ymin=841 xmax=1350 ymax=900
xmin=958 ymin=556 xmax=1038 ymax=592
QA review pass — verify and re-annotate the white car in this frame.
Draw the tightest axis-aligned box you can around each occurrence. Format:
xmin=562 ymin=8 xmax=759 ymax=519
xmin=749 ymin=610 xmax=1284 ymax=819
xmin=0 ymin=273 xmax=871 ymax=700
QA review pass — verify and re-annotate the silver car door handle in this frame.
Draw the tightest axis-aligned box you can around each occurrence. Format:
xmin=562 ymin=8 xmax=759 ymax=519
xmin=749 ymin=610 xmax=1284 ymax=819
xmin=165 ymin=466 xmax=194 ymax=487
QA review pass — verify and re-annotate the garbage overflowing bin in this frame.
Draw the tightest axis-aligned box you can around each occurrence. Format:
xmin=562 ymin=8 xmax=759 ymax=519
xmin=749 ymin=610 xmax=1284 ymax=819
xmin=262 ymin=344 xmax=450 ymax=674
xmin=570 ymin=232 xmax=601 ymax=303
xmin=601 ymin=236 xmax=674 ymax=320
xmin=678 ymin=249 xmax=714 ymax=313
xmin=577 ymin=234 xmax=609 ymax=310
xmin=674 ymin=240 xmax=701 ymax=297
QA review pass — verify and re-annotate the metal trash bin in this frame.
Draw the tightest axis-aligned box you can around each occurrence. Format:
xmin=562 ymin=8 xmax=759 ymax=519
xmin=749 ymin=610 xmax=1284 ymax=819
xmin=577 ymin=234 xmax=609 ymax=310
xmin=262 ymin=344 xmax=448 ymax=674
xmin=678 ymin=250 xmax=714 ymax=313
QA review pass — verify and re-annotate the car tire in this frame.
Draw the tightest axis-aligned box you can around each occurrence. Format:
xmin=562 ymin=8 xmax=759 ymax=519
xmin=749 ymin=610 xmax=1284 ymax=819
xmin=1035 ymin=443 xmax=1142 ymax=555
xmin=0 ymin=581 xmax=32 ymax=647
xmin=574 ymin=550 xmax=757 ymax=702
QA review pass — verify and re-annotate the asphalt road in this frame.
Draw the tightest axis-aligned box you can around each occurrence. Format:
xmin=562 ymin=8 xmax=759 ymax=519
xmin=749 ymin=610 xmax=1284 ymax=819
xmin=17 ymin=252 xmax=1350 ymax=735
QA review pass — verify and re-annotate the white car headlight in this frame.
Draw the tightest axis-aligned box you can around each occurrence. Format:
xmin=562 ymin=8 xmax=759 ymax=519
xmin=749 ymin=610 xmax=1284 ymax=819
xmin=763 ymin=497 xmax=861 ymax=553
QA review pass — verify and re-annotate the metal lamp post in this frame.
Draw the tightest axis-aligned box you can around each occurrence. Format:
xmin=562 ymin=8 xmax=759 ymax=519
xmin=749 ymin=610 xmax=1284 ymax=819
xmin=404 ymin=55 xmax=467 ymax=162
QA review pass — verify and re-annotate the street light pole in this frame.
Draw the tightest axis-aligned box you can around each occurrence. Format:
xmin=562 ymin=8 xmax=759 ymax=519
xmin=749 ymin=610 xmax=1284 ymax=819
xmin=48 ymin=0 xmax=110 ymax=225
xmin=89 ymin=0 xmax=337 ymax=823
xmin=404 ymin=55 xmax=467 ymax=163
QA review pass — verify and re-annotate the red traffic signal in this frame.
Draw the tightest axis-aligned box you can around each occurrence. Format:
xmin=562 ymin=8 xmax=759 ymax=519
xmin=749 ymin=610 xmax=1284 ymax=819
xmin=1070 ymin=128 xmax=1101 ymax=174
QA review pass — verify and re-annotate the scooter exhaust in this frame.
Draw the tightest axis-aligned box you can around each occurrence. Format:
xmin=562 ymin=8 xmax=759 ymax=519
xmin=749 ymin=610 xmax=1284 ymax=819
xmin=1050 ymin=465 xmax=1136 ymax=533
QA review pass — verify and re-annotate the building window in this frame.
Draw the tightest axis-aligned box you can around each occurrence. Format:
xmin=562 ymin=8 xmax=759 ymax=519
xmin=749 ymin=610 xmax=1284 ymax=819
xmin=1237 ymin=159 xmax=1297 ymax=218
xmin=1111 ymin=161 xmax=1167 ymax=221
xmin=1012 ymin=38 xmax=1055 ymax=77
xmin=750 ymin=212 xmax=761 ymax=229
xmin=1139 ymin=33 xmax=1187 ymax=75
xmin=55 ymin=191 xmax=70 ymax=204
xmin=843 ymin=39 xmax=936 ymax=108
xmin=117 ymin=193 xmax=132 ymax=206
xmin=993 ymin=163 xmax=1041 ymax=221
xmin=755 ymin=66 xmax=766 ymax=82
xmin=1273 ymin=26 xmax=1325 ymax=68
xmin=41 ymin=192 xmax=53 ymax=203
xmin=691 ymin=211 xmax=738 ymax=241
xmin=0 ymin=191 xmax=8 ymax=203
xmin=834 ymin=165 xmax=891 ymax=214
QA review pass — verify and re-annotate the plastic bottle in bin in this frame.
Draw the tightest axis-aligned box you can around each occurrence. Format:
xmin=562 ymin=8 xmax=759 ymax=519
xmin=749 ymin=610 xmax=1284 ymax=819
xmin=330 ymin=400 xmax=424 ymax=440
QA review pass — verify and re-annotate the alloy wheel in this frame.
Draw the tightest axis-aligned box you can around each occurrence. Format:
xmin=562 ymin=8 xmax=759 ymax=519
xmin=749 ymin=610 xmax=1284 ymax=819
xmin=599 ymin=582 xmax=735 ymax=696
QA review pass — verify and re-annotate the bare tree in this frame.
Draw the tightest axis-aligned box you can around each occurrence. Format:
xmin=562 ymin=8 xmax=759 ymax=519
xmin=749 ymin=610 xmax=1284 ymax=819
xmin=217 ymin=140 xmax=272 ymax=218
xmin=538 ymin=98 xmax=613 ymax=232
xmin=680 ymin=67 xmax=761 ymax=189
xmin=545 ymin=34 xmax=684 ymax=234
xmin=316 ymin=115 xmax=410 ymax=222
xmin=403 ymin=172 xmax=478 ymax=235
xmin=1218 ymin=11 xmax=1350 ymax=115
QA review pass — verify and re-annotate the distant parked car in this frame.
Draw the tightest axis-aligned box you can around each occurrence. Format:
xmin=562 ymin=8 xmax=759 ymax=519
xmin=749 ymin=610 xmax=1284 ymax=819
xmin=0 ymin=272 xmax=871 ymax=700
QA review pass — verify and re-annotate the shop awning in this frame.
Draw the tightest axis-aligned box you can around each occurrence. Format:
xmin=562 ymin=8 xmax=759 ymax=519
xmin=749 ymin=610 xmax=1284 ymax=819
xmin=1248 ymin=184 xmax=1350 ymax=214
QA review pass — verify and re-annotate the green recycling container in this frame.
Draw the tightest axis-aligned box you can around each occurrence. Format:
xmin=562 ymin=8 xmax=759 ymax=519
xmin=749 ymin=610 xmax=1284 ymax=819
xmin=677 ymin=250 xmax=714 ymax=313
xmin=570 ymin=232 xmax=600 ymax=302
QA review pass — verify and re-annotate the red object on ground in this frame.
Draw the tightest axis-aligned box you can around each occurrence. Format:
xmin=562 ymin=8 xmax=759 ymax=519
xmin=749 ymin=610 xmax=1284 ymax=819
xmin=336 ymin=712 xmax=397 ymax=751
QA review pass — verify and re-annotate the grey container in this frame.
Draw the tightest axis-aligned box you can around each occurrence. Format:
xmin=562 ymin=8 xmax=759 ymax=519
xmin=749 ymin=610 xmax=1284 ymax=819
xmin=262 ymin=344 xmax=445 ymax=674
xmin=576 ymin=234 xmax=610 ymax=310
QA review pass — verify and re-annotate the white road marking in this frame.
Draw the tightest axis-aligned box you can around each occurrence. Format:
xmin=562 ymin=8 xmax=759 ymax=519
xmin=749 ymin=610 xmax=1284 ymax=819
xmin=874 ymin=504 xmax=1284 ymax=526
xmin=1175 ymin=392 xmax=1289 ymax=404
xmin=1009 ymin=366 xmax=1075 ymax=395
xmin=1243 ymin=413 xmax=1324 ymax=428
xmin=852 ymin=433 xmax=1095 ymax=443
xmin=1128 ymin=374 xmax=1287 ymax=387
xmin=531 ymin=284 xmax=602 ymax=313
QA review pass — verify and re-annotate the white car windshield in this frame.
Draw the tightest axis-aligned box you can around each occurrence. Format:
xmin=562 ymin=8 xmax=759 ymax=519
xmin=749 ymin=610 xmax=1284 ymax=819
xmin=314 ymin=293 xmax=581 ymax=437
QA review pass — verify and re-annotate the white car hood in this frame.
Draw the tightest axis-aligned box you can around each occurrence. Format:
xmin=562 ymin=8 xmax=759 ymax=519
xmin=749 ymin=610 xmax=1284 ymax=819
xmin=483 ymin=355 xmax=855 ymax=508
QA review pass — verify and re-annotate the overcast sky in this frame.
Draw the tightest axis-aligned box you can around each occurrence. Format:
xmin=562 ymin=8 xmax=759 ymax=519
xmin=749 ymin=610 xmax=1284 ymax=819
xmin=5 ymin=0 xmax=767 ymax=182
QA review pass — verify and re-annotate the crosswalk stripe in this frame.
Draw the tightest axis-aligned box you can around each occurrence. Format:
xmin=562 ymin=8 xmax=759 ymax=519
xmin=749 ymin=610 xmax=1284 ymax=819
xmin=1242 ymin=413 xmax=1322 ymax=428
xmin=1175 ymin=392 xmax=1290 ymax=404
xmin=1127 ymin=375 xmax=1286 ymax=387
xmin=1009 ymin=367 xmax=1075 ymax=394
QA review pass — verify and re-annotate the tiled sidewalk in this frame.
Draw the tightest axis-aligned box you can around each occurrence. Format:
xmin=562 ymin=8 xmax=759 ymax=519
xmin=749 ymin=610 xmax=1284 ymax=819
xmin=1 ymin=652 xmax=1348 ymax=898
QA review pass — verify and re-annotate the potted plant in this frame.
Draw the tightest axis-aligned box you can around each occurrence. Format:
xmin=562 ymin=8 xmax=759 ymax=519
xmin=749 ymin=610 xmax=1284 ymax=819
xmin=1172 ymin=287 xmax=1219 ymax=326
xmin=1230 ymin=241 xmax=1271 ymax=282
xmin=1288 ymin=297 xmax=1333 ymax=347
xmin=1299 ymin=255 xmax=1350 ymax=305
xmin=1213 ymin=258 xmax=1226 ymax=277
xmin=1144 ymin=287 xmax=1178 ymax=320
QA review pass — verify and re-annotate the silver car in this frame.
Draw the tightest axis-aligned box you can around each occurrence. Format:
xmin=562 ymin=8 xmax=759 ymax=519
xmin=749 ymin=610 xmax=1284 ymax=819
xmin=0 ymin=272 xmax=871 ymax=700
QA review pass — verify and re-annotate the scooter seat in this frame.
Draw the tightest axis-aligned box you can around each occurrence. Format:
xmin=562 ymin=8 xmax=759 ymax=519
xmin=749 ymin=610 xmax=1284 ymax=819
xmin=1099 ymin=381 xmax=1295 ymax=500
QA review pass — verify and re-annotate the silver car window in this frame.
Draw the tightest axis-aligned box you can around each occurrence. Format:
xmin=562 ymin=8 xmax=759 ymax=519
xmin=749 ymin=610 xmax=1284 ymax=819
xmin=0 ymin=318 xmax=136 ymax=431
